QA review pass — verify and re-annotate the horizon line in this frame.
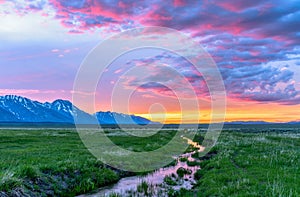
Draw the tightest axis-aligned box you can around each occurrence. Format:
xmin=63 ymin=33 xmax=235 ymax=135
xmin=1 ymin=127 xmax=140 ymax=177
xmin=0 ymin=94 xmax=299 ymax=124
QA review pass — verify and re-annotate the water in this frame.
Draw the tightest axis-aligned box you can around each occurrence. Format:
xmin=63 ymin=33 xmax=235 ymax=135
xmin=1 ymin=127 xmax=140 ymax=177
xmin=79 ymin=137 xmax=204 ymax=197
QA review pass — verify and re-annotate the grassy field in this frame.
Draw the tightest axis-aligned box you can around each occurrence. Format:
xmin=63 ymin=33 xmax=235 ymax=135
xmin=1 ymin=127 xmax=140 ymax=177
xmin=180 ymin=129 xmax=300 ymax=197
xmin=0 ymin=129 xmax=121 ymax=196
xmin=0 ymin=128 xmax=179 ymax=196
xmin=0 ymin=127 xmax=299 ymax=196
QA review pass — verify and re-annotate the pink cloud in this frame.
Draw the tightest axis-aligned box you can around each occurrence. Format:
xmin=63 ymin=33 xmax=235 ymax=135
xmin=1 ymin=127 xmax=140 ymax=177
xmin=173 ymin=0 xmax=186 ymax=7
xmin=214 ymin=0 xmax=266 ymax=12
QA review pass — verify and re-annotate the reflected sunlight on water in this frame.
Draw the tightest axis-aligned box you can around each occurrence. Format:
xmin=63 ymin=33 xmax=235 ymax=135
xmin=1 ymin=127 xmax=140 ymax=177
xmin=79 ymin=135 xmax=205 ymax=197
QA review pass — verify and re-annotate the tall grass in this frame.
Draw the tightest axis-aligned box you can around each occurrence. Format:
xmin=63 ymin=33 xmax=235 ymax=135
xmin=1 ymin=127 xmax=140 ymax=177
xmin=188 ymin=130 xmax=300 ymax=197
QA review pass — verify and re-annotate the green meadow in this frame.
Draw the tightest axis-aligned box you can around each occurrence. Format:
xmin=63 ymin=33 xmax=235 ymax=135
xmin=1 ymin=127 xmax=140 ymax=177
xmin=180 ymin=129 xmax=300 ymax=197
xmin=0 ymin=127 xmax=299 ymax=196
xmin=0 ymin=129 xmax=119 ymax=196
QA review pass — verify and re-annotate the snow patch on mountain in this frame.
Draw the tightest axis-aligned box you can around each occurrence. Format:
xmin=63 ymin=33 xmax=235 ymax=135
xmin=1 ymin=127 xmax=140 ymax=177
xmin=0 ymin=95 xmax=156 ymax=125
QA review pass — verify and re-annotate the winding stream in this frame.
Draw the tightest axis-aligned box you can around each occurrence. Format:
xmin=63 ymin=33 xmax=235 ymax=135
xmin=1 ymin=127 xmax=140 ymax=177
xmin=79 ymin=137 xmax=204 ymax=197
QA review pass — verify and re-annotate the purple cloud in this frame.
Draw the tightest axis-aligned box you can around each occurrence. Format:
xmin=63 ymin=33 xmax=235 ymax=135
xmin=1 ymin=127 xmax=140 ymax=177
xmin=1 ymin=0 xmax=299 ymax=107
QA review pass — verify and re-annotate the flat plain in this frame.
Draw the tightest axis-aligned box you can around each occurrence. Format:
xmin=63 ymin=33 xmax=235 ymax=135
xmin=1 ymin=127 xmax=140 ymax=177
xmin=0 ymin=126 xmax=299 ymax=196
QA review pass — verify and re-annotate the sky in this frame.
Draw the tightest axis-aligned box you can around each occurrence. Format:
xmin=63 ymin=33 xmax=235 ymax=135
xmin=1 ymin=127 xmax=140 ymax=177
xmin=0 ymin=0 xmax=300 ymax=123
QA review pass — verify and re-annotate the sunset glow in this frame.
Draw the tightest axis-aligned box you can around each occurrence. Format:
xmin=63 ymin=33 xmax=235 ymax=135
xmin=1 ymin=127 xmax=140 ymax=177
xmin=1 ymin=0 xmax=299 ymax=123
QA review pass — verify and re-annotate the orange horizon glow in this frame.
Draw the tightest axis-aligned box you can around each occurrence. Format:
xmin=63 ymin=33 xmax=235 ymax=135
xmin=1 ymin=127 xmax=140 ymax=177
xmin=98 ymin=97 xmax=300 ymax=124
xmin=0 ymin=92 xmax=299 ymax=124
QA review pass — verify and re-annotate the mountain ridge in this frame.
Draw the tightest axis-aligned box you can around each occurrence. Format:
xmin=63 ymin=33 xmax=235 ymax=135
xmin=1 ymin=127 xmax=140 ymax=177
xmin=0 ymin=95 xmax=157 ymax=125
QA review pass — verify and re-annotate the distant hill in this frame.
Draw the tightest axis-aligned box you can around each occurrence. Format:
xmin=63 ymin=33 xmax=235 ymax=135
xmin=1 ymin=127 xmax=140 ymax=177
xmin=225 ymin=121 xmax=271 ymax=125
xmin=0 ymin=95 xmax=157 ymax=125
xmin=288 ymin=121 xmax=300 ymax=124
xmin=225 ymin=121 xmax=300 ymax=125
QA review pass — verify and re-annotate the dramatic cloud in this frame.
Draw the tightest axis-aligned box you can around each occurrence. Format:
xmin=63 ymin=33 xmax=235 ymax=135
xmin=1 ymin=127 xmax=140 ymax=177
xmin=119 ymin=52 xmax=209 ymax=99
xmin=1 ymin=0 xmax=300 ymax=121
xmin=115 ymin=51 xmax=299 ymax=103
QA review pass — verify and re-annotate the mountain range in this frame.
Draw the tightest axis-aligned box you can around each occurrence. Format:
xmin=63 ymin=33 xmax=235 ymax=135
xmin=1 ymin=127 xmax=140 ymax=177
xmin=0 ymin=95 xmax=299 ymax=125
xmin=0 ymin=95 xmax=155 ymax=125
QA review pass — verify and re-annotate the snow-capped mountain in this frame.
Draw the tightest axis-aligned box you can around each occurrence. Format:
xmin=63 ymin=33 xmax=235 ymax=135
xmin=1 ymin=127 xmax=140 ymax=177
xmin=95 ymin=111 xmax=152 ymax=125
xmin=44 ymin=99 xmax=74 ymax=119
xmin=44 ymin=99 xmax=96 ymax=124
xmin=0 ymin=95 xmax=70 ymax=123
xmin=0 ymin=95 xmax=155 ymax=125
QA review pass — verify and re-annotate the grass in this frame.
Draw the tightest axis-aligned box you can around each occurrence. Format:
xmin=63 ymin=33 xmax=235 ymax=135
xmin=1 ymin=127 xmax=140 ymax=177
xmin=164 ymin=175 xmax=177 ymax=186
xmin=0 ymin=129 xmax=121 ymax=196
xmin=186 ymin=160 xmax=201 ymax=166
xmin=0 ymin=128 xmax=185 ymax=196
xmin=104 ymin=129 xmax=177 ymax=152
xmin=136 ymin=180 xmax=150 ymax=195
xmin=179 ymin=157 xmax=188 ymax=162
xmin=180 ymin=130 xmax=300 ymax=196
xmin=176 ymin=167 xmax=192 ymax=178
xmin=1 ymin=128 xmax=299 ymax=196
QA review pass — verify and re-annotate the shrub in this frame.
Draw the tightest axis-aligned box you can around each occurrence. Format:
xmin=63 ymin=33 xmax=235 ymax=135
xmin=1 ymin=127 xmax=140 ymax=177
xmin=176 ymin=167 xmax=192 ymax=178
